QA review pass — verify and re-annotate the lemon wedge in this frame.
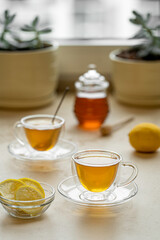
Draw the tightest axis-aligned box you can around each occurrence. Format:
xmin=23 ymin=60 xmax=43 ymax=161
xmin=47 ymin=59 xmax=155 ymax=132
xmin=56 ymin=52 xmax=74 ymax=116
xmin=19 ymin=178 xmax=45 ymax=198
xmin=0 ymin=179 xmax=25 ymax=200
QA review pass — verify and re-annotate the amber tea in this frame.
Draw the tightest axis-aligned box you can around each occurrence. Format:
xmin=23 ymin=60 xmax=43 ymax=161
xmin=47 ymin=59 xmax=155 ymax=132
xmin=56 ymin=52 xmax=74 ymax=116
xmin=24 ymin=121 xmax=62 ymax=151
xmin=75 ymin=156 xmax=119 ymax=192
xmin=14 ymin=115 xmax=65 ymax=152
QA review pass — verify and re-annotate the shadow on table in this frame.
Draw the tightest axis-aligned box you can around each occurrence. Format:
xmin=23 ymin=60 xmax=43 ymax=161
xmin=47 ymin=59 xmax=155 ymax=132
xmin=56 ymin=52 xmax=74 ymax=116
xmin=0 ymin=213 xmax=47 ymax=226
xmin=61 ymin=200 xmax=134 ymax=219
xmin=131 ymin=151 xmax=160 ymax=161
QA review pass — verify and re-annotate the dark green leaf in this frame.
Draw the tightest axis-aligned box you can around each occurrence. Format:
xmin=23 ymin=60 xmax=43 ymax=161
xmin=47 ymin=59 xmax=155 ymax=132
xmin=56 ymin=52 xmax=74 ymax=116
xmin=32 ymin=16 xmax=39 ymax=27
xmin=131 ymin=29 xmax=147 ymax=39
xmin=4 ymin=10 xmax=9 ymax=19
xmin=21 ymin=28 xmax=34 ymax=32
xmin=129 ymin=18 xmax=140 ymax=25
xmin=132 ymin=11 xmax=143 ymax=21
xmin=7 ymin=14 xmax=16 ymax=24
xmin=21 ymin=25 xmax=34 ymax=32
xmin=132 ymin=11 xmax=143 ymax=24
xmin=153 ymin=36 xmax=160 ymax=47
xmin=38 ymin=28 xmax=52 ymax=34
xmin=4 ymin=28 xmax=10 ymax=33
xmin=154 ymin=25 xmax=160 ymax=30
xmin=146 ymin=13 xmax=151 ymax=23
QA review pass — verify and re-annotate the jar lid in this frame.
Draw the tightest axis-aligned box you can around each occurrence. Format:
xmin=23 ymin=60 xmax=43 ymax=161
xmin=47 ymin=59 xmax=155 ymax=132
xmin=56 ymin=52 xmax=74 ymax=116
xmin=75 ymin=64 xmax=109 ymax=91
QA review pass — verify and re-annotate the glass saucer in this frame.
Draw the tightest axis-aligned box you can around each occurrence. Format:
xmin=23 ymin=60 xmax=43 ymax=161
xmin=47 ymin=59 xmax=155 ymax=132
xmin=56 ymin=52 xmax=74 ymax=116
xmin=8 ymin=139 xmax=77 ymax=172
xmin=58 ymin=176 xmax=138 ymax=207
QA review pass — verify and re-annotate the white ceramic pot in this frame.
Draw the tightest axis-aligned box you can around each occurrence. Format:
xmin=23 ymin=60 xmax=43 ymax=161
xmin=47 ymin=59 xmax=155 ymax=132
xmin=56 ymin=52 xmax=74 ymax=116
xmin=0 ymin=43 xmax=59 ymax=108
xmin=110 ymin=49 xmax=160 ymax=106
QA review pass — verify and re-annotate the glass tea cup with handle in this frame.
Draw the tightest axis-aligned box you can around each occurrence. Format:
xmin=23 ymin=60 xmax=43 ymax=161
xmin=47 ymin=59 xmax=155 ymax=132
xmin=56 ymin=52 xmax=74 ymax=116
xmin=72 ymin=149 xmax=138 ymax=202
xmin=14 ymin=114 xmax=65 ymax=152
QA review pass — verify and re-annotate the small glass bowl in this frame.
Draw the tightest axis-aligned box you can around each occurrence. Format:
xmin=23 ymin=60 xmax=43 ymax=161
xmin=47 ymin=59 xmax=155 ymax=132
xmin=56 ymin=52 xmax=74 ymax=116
xmin=0 ymin=182 xmax=55 ymax=219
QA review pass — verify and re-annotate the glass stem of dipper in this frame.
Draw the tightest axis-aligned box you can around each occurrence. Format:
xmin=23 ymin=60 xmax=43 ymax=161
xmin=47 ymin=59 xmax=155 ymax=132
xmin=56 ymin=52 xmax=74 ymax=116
xmin=52 ymin=87 xmax=70 ymax=124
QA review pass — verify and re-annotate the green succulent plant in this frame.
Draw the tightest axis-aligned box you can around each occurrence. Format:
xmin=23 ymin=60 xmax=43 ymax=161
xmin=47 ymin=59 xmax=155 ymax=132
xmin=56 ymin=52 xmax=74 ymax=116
xmin=0 ymin=10 xmax=52 ymax=50
xmin=129 ymin=10 xmax=160 ymax=59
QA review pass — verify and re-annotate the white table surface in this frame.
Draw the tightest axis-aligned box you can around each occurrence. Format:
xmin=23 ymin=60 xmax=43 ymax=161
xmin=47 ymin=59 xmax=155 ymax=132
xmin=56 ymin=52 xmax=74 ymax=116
xmin=0 ymin=94 xmax=160 ymax=240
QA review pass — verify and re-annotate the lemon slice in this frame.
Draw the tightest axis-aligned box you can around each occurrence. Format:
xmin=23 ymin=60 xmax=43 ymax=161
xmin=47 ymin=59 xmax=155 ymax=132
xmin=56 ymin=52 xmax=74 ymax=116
xmin=15 ymin=185 xmax=44 ymax=216
xmin=19 ymin=178 xmax=45 ymax=198
xmin=15 ymin=185 xmax=43 ymax=201
xmin=0 ymin=179 xmax=25 ymax=200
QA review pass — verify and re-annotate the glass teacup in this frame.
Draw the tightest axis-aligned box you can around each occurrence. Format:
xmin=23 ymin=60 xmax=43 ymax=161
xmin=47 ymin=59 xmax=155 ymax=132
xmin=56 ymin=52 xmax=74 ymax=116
xmin=14 ymin=114 xmax=65 ymax=152
xmin=72 ymin=149 xmax=138 ymax=202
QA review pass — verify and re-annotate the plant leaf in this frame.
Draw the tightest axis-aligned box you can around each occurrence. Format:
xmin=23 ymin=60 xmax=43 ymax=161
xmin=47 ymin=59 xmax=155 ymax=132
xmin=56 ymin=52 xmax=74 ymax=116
xmin=7 ymin=14 xmax=16 ymax=24
xmin=32 ymin=16 xmax=39 ymax=27
xmin=4 ymin=10 xmax=9 ymax=19
xmin=132 ymin=11 xmax=143 ymax=21
xmin=12 ymin=34 xmax=22 ymax=43
xmin=131 ymin=29 xmax=147 ymax=39
xmin=0 ymin=10 xmax=53 ymax=50
xmin=145 ymin=13 xmax=151 ymax=23
xmin=38 ymin=28 xmax=52 ymax=34
xmin=4 ymin=10 xmax=16 ymax=26
xmin=21 ymin=25 xmax=34 ymax=32
xmin=154 ymin=25 xmax=160 ymax=30
xmin=129 ymin=18 xmax=140 ymax=25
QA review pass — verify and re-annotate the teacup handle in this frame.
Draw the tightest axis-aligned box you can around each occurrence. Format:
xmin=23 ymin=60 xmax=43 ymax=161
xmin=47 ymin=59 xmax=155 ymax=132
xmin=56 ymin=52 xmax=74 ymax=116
xmin=14 ymin=121 xmax=25 ymax=146
xmin=117 ymin=162 xmax=138 ymax=187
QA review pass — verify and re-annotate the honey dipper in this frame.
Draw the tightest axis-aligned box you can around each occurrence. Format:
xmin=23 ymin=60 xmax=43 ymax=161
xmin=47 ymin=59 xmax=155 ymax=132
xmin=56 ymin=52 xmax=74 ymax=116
xmin=100 ymin=116 xmax=134 ymax=136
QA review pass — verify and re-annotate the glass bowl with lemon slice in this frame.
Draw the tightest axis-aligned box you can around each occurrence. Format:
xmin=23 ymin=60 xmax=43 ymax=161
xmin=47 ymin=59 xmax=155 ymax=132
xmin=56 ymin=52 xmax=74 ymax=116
xmin=0 ymin=178 xmax=55 ymax=219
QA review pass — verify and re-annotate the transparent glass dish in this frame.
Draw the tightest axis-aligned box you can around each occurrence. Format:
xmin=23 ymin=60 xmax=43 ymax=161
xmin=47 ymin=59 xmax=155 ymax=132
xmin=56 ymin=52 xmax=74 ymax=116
xmin=8 ymin=139 xmax=77 ymax=172
xmin=58 ymin=176 xmax=138 ymax=207
xmin=0 ymin=183 xmax=55 ymax=219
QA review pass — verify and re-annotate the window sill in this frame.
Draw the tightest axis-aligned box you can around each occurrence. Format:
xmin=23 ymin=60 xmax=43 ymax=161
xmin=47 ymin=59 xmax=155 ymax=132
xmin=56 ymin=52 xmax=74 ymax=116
xmin=57 ymin=39 xmax=140 ymax=90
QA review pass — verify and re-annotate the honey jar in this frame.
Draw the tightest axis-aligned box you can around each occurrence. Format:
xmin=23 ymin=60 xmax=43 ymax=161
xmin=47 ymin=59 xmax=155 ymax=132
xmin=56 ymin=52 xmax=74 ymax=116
xmin=74 ymin=64 xmax=109 ymax=130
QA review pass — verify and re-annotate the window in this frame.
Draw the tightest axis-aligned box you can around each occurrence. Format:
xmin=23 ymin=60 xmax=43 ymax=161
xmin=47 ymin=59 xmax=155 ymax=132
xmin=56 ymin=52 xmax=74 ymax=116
xmin=1 ymin=0 xmax=160 ymax=82
xmin=2 ymin=0 xmax=160 ymax=42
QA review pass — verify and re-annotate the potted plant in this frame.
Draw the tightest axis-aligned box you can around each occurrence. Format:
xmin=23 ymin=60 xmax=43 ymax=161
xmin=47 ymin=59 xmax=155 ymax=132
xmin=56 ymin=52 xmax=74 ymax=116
xmin=0 ymin=10 xmax=59 ymax=108
xmin=110 ymin=11 xmax=160 ymax=106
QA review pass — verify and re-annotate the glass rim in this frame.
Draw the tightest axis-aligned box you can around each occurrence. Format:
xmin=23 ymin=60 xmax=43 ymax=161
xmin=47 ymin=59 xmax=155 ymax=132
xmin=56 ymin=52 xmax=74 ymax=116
xmin=72 ymin=149 xmax=122 ymax=166
xmin=20 ymin=114 xmax=65 ymax=129
xmin=0 ymin=182 xmax=55 ymax=205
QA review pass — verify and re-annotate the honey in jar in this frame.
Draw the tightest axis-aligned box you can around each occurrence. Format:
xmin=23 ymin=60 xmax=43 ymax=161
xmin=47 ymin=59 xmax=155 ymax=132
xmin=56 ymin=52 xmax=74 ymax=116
xmin=74 ymin=64 xmax=109 ymax=130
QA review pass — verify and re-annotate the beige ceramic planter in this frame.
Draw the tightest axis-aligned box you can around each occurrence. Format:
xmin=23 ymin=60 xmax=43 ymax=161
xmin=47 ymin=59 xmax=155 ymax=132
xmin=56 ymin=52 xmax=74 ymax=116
xmin=0 ymin=43 xmax=59 ymax=108
xmin=110 ymin=49 xmax=160 ymax=106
